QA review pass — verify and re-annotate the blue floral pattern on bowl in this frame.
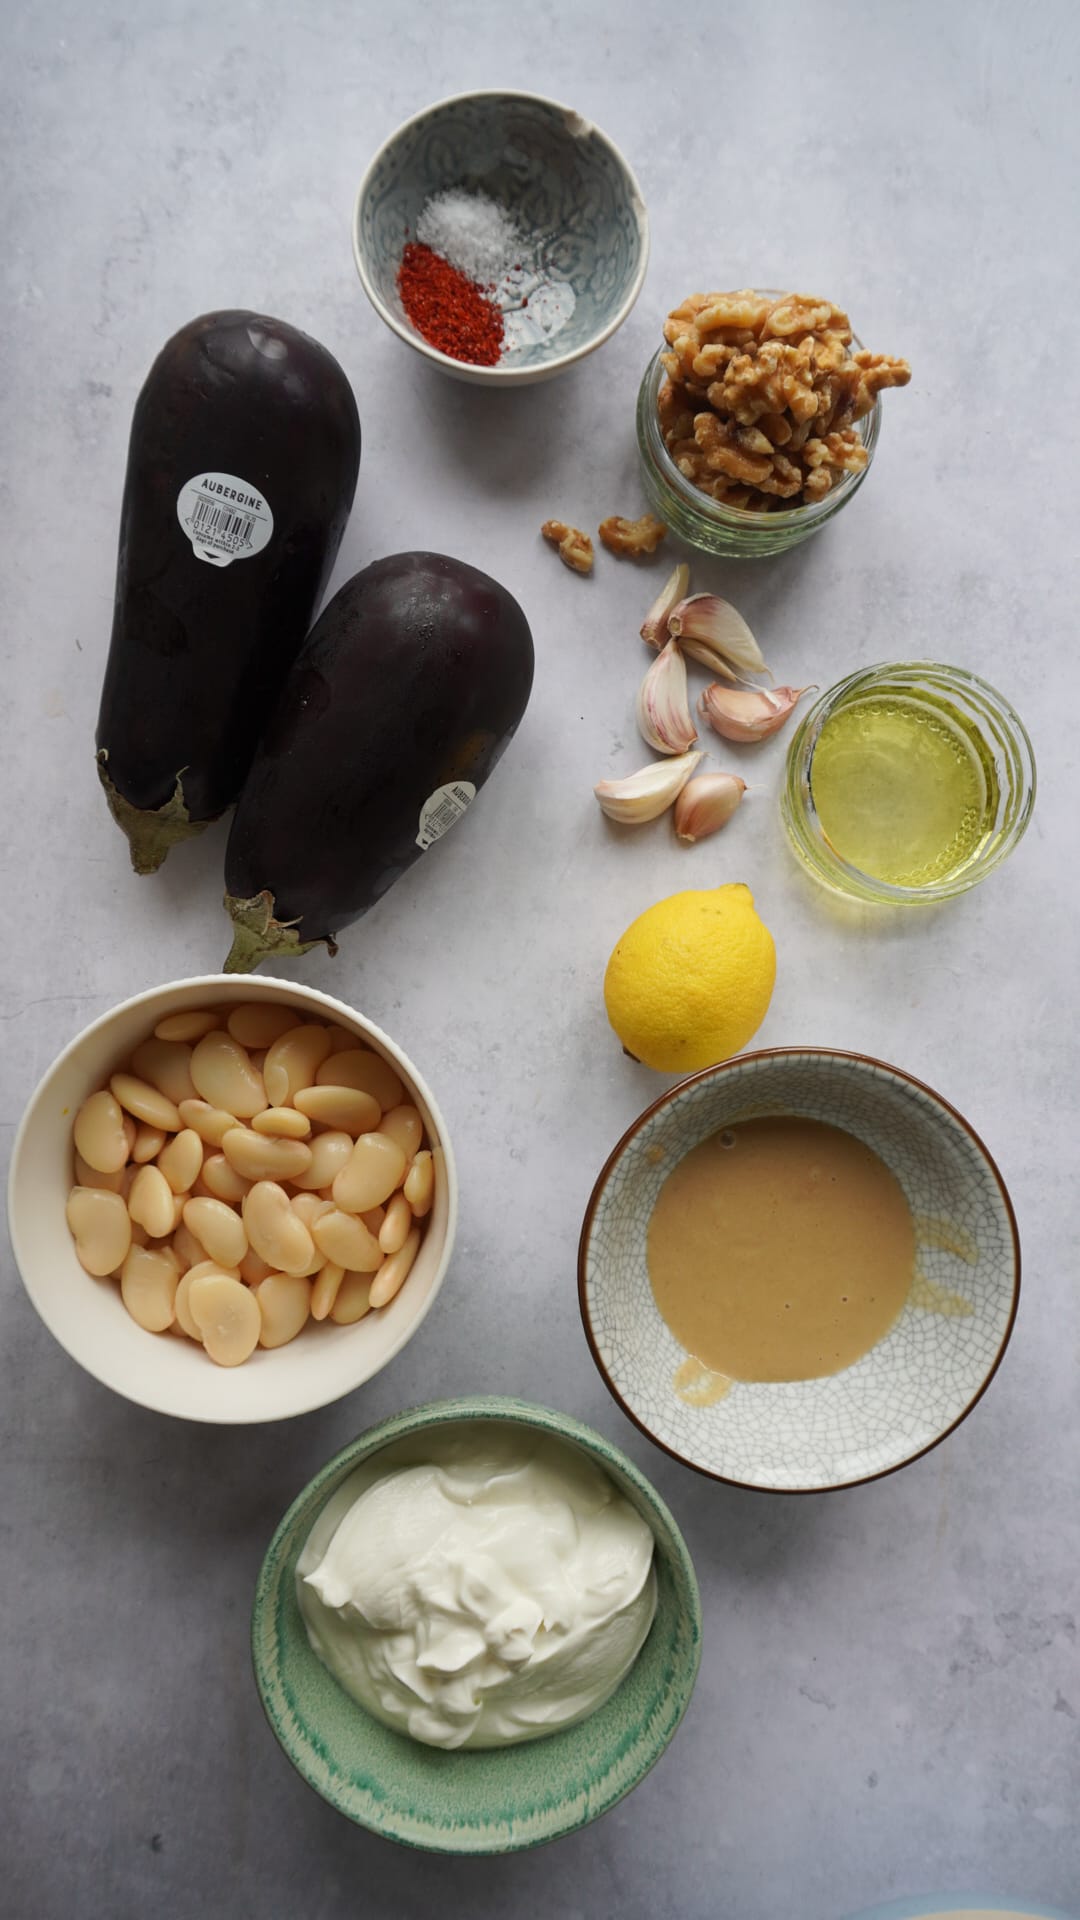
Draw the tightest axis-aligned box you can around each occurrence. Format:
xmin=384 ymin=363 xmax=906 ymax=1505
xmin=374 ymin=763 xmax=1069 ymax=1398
xmin=353 ymin=91 xmax=649 ymax=385
xmin=579 ymin=1050 xmax=1020 ymax=1493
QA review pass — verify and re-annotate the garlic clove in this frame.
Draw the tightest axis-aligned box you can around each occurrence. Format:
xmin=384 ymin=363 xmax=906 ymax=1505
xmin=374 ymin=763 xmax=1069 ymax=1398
xmin=698 ymin=682 xmax=815 ymax=743
xmin=674 ymin=774 xmax=747 ymax=843
xmin=636 ymin=639 xmax=698 ymax=755
xmin=667 ymin=594 xmax=769 ymax=683
xmin=595 ymin=750 xmax=704 ymax=825
xmin=640 ymin=561 xmax=690 ymax=647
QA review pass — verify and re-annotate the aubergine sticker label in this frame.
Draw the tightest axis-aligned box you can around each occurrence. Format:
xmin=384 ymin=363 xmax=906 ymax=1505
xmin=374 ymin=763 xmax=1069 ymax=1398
xmin=416 ymin=782 xmax=476 ymax=850
xmin=176 ymin=472 xmax=274 ymax=567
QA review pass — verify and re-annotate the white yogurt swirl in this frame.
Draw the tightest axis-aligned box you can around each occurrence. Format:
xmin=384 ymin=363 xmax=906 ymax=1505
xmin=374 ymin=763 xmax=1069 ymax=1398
xmin=297 ymin=1431 xmax=657 ymax=1750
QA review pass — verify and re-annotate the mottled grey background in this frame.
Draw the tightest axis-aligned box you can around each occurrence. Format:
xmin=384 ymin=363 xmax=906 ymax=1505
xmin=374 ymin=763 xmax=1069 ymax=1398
xmin=2 ymin=3 xmax=1077 ymax=1917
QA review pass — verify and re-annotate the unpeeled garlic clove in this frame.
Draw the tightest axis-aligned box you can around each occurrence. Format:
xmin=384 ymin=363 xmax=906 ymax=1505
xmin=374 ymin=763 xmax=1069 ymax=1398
xmin=595 ymin=750 xmax=703 ymax=824
xmin=640 ymin=562 xmax=690 ymax=647
xmin=667 ymin=594 xmax=769 ymax=682
xmin=699 ymin=682 xmax=815 ymax=743
xmin=636 ymin=639 xmax=698 ymax=754
xmin=674 ymin=774 xmax=747 ymax=843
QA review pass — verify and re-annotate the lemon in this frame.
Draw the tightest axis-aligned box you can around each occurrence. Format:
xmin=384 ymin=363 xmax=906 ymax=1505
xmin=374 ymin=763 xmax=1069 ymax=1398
xmin=603 ymin=883 xmax=776 ymax=1073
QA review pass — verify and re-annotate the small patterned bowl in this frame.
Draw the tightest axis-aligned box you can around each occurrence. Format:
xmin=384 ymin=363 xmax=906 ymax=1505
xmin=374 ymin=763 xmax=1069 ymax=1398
xmin=252 ymin=1396 xmax=701 ymax=1852
xmin=353 ymin=90 xmax=649 ymax=386
xmin=579 ymin=1050 xmax=1020 ymax=1493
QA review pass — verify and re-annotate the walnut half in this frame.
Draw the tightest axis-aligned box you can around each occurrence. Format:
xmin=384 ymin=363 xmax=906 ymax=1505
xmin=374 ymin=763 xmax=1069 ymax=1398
xmin=598 ymin=514 xmax=668 ymax=557
xmin=541 ymin=519 xmax=594 ymax=575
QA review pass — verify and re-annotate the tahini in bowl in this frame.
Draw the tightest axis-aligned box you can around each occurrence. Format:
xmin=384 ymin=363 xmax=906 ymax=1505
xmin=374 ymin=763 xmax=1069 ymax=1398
xmin=251 ymin=1396 xmax=701 ymax=1852
xmin=353 ymin=89 xmax=649 ymax=387
xmin=579 ymin=1048 xmax=1019 ymax=1493
xmin=7 ymin=974 xmax=457 ymax=1424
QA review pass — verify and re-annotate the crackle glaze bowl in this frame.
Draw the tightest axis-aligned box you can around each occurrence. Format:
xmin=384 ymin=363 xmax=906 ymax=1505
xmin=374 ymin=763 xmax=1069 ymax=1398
xmin=251 ymin=1396 xmax=701 ymax=1852
xmin=353 ymin=90 xmax=649 ymax=386
xmin=579 ymin=1049 xmax=1020 ymax=1493
xmin=7 ymin=975 xmax=457 ymax=1425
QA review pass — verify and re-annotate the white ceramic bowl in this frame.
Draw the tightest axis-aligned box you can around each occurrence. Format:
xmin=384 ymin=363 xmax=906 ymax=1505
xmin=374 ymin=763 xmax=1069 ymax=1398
xmin=7 ymin=975 xmax=457 ymax=1424
xmin=353 ymin=90 xmax=649 ymax=387
xmin=579 ymin=1049 xmax=1020 ymax=1493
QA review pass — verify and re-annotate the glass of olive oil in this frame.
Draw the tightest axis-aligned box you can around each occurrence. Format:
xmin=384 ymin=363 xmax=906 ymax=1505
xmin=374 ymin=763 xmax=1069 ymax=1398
xmin=781 ymin=663 xmax=1036 ymax=904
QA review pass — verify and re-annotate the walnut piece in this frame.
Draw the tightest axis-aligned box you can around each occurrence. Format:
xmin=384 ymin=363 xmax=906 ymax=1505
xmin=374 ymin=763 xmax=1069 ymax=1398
xmin=656 ymin=288 xmax=910 ymax=512
xmin=597 ymin=514 xmax=668 ymax=557
xmin=541 ymin=519 xmax=594 ymax=575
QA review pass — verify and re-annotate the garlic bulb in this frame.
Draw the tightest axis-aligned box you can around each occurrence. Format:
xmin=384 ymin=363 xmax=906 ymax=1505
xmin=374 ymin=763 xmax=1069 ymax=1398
xmin=674 ymin=774 xmax=747 ymax=843
xmin=636 ymin=640 xmax=698 ymax=754
xmin=640 ymin=562 xmax=690 ymax=647
xmin=595 ymin=751 xmax=703 ymax=825
xmin=667 ymin=594 xmax=769 ymax=683
xmin=698 ymin=683 xmax=814 ymax=743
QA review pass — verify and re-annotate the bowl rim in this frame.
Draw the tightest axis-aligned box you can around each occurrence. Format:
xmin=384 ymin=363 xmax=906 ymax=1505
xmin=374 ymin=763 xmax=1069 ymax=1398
xmin=250 ymin=1393 xmax=703 ymax=1852
xmin=6 ymin=973 xmax=459 ymax=1424
xmin=578 ymin=1046 xmax=1021 ymax=1495
xmin=352 ymin=87 xmax=650 ymax=382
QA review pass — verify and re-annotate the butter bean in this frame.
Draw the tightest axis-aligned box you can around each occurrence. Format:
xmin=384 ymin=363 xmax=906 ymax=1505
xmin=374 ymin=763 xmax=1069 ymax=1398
xmin=182 ymin=1197 xmax=247 ymax=1269
xmin=189 ymin=1032 xmax=267 ymax=1119
xmin=290 ymin=1130 xmax=353 ymax=1192
xmin=110 ymin=1073 xmax=181 ymax=1133
xmin=326 ymin=1024 xmax=360 ymax=1054
xmin=177 ymin=1098 xmax=238 ymax=1147
xmin=316 ymin=1048 xmax=404 ymax=1111
xmin=221 ymin=1127 xmax=313 ymax=1183
xmin=131 ymin=1038 xmax=197 ymax=1107
xmin=128 ymin=1164 xmax=177 ymax=1239
xmin=171 ymin=1220 xmax=205 ymax=1270
xmin=251 ymin=1106 xmax=311 ymax=1140
xmin=120 ymin=1245 xmax=179 ymax=1332
xmin=310 ymin=1261 xmax=345 ymax=1321
xmin=293 ymin=1084 xmax=381 ymax=1135
xmin=263 ymin=1023 xmax=333 ymax=1106
xmin=378 ymin=1192 xmax=413 ymax=1255
xmin=403 ymin=1150 xmax=435 ymax=1218
xmin=157 ymin=1128 xmax=204 ymax=1195
xmin=379 ymin=1104 xmax=424 ymax=1160
xmin=290 ymin=1193 xmax=334 ymax=1230
xmin=74 ymin=1150 xmax=125 ymax=1193
xmin=255 ymin=1272 xmax=312 ymax=1348
xmin=312 ymin=1208 xmax=383 ymax=1274
xmin=332 ymin=1133 xmax=407 ymax=1214
xmin=180 ymin=1257 xmax=242 ymax=1285
xmin=226 ymin=1003 xmax=299 ymax=1050
xmin=173 ymin=1270 xmax=202 ymax=1339
xmin=200 ymin=1152 xmax=250 ymax=1205
xmin=67 ymin=1186 xmax=133 ymax=1276
xmin=132 ymin=1123 xmax=168 ymax=1164
xmin=242 ymin=1181 xmax=316 ymax=1276
xmin=369 ymin=1228 xmax=422 ymax=1309
xmin=154 ymin=1010 xmax=219 ymax=1043
xmin=330 ymin=1272 xmax=373 ymax=1324
xmin=239 ymin=1246 xmax=273 ymax=1285
xmin=73 ymin=1089 xmax=130 ymax=1174
xmin=361 ymin=1206 xmax=385 ymax=1235
xmin=187 ymin=1272 xmax=261 ymax=1367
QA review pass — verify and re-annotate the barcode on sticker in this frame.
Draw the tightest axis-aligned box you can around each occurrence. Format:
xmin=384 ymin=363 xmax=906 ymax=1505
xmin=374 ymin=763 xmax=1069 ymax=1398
xmin=191 ymin=499 xmax=256 ymax=549
xmin=416 ymin=781 xmax=477 ymax=850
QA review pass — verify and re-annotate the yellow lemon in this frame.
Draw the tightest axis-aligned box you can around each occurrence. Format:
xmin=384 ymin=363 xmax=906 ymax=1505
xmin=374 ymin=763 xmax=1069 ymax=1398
xmin=603 ymin=883 xmax=776 ymax=1073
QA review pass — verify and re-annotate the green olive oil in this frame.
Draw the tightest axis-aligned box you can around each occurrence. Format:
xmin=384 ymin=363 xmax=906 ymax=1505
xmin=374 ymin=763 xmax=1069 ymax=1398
xmin=809 ymin=692 xmax=999 ymax=887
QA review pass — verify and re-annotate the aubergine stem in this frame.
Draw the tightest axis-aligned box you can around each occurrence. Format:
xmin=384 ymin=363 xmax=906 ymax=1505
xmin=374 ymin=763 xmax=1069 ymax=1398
xmin=222 ymin=889 xmax=337 ymax=974
xmin=95 ymin=752 xmax=210 ymax=876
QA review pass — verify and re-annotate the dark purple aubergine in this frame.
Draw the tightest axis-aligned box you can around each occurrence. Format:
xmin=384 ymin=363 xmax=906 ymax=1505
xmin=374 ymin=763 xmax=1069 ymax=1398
xmin=221 ymin=552 xmax=534 ymax=972
xmin=96 ymin=311 xmax=361 ymax=873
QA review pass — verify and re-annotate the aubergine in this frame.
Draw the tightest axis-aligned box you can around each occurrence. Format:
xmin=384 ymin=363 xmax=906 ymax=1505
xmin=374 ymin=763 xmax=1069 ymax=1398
xmin=96 ymin=311 xmax=361 ymax=874
xmin=221 ymin=552 xmax=534 ymax=972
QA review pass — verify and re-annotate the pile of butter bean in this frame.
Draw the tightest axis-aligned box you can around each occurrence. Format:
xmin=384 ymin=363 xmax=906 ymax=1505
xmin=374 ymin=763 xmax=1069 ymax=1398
xmin=65 ymin=1004 xmax=434 ymax=1366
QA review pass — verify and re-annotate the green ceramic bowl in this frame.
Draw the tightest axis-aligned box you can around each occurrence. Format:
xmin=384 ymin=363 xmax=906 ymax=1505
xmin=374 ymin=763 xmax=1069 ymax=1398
xmin=251 ymin=1396 xmax=702 ymax=1852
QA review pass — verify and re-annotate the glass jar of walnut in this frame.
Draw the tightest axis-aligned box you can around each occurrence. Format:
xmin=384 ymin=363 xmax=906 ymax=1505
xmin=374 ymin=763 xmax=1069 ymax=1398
xmin=636 ymin=333 xmax=882 ymax=560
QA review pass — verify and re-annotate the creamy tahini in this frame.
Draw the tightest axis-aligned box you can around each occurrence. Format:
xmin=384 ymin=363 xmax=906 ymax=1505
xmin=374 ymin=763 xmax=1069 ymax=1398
xmin=297 ymin=1431 xmax=657 ymax=1750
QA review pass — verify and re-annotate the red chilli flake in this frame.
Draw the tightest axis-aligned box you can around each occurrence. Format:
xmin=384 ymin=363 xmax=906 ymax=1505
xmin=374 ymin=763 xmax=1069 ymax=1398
xmin=397 ymin=241 xmax=504 ymax=367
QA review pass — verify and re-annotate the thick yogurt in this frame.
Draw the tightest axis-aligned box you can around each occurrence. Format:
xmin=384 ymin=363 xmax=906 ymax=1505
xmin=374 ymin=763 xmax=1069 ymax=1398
xmin=297 ymin=1430 xmax=657 ymax=1750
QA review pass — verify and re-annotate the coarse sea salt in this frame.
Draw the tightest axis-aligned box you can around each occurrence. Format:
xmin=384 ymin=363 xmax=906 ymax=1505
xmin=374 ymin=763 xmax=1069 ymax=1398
xmin=415 ymin=190 xmax=524 ymax=284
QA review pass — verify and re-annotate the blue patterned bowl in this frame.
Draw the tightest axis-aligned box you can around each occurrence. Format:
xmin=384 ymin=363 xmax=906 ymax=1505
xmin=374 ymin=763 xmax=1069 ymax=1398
xmin=252 ymin=1397 xmax=701 ymax=1851
xmin=352 ymin=91 xmax=649 ymax=386
xmin=579 ymin=1050 xmax=1020 ymax=1493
